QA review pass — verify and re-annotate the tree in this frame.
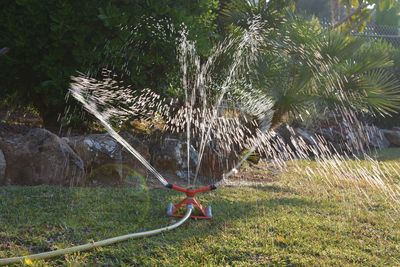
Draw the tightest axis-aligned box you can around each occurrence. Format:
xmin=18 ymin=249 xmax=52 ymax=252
xmin=268 ymin=23 xmax=400 ymax=128
xmin=376 ymin=4 xmax=400 ymax=26
xmin=220 ymin=0 xmax=296 ymax=30
xmin=332 ymin=0 xmax=399 ymax=31
xmin=298 ymin=0 xmax=399 ymax=29
xmin=221 ymin=0 xmax=400 ymax=129
xmin=0 ymin=0 xmax=219 ymax=129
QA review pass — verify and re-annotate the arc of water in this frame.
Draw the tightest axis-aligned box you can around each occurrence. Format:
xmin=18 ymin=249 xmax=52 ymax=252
xmin=178 ymin=30 xmax=201 ymax=185
xmin=70 ymin=80 xmax=169 ymax=187
xmin=193 ymin=19 xmax=266 ymax=184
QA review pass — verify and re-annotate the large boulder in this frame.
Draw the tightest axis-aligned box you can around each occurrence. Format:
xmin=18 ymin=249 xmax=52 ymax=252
xmin=382 ymin=129 xmax=400 ymax=147
xmin=151 ymin=138 xmax=198 ymax=181
xmin=0 ymin=125 xmax=84 ymax=185
xmin=274 ymin=124 xmax=296 ymax=145
xmin=151 ymin=137 xmax=237 ymax=184
xmin=64 ymin=132 xmax=150 ymax=186
xmin=198 ymin=144 xmax=238 ymax=183
xmin=294 ymin=128 xmax=317 ymax=146
xmin=275 ymin=126 xmax=329 ymax=156
xmin=364 ymin=126 xmax=390 ymax=149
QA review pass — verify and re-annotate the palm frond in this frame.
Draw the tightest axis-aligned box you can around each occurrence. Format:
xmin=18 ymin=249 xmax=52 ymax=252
xmin=356 ymin=69 xmax=400 ymax=115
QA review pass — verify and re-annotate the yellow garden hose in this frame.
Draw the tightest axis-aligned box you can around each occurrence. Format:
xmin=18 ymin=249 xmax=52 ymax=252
xmin=0 ymin=205 xmax=194 ymax=265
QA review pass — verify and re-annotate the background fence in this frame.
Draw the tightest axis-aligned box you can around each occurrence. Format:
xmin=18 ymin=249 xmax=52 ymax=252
xmin=320 ymin=19 xmax=400 ymax=47
xmin=353 ymin=24 xmax=400 ymax=47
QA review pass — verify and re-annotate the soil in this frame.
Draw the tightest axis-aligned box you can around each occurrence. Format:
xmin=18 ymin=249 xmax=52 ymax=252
xmin=0 ymin=108 xmax=43 ymax=128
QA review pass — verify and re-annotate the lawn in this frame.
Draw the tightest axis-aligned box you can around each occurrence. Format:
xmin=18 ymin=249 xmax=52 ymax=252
xmin=1 ymin=149 xmax=400 ymax=266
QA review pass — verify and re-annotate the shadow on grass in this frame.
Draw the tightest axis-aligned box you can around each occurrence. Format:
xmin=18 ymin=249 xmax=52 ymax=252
xmin=373 ymin=148 xmax=400 ymax=161
xmin=248 ymin=184 xmax=298 ymax=194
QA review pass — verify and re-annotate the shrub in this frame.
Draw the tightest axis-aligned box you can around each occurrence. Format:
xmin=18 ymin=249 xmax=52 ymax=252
xmin=0 ymin=0 xmax=219 ymax=129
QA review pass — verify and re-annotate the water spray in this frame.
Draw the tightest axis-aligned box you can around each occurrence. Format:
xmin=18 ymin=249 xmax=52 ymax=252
xmin=0 ymin=85 xmax=221 ymax=264
xmin=6 ymin=16 xmax=390 ymax=265
xmin=0 ymin=113 xmax=216 ymax=264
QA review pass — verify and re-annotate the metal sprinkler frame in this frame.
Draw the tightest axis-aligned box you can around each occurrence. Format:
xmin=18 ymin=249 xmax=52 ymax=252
xmin=166 ymin=184 xmax=216 ymax=219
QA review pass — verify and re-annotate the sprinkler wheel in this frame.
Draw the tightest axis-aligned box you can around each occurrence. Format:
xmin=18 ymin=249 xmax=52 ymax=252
xmin=205 ymin=206 xmax=212 ymax=218
xmin=166 ymin=202 xmax=174 ymax=216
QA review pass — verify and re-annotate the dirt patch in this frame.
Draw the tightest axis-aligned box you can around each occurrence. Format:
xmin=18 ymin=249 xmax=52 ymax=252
xmin=146 ymin=160 xmax=279 ymax=189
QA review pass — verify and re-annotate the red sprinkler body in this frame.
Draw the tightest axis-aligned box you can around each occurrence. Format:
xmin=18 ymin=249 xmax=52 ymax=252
xmin=166 ymin=183 xmax=216 ymax=219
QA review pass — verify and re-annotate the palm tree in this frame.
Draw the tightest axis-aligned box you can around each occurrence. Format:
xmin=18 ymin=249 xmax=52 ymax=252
xmin=221 ymin=0 xmax=400 ymax=129
xmin=220 ymin=0 xmax=296 ymax=30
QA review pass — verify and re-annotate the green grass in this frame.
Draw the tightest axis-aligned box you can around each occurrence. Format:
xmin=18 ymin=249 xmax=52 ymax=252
xmin=1 ymin=150 xmax=400 ymax=266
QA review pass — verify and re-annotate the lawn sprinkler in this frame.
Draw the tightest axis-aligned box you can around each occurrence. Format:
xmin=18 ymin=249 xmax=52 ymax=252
xmin=165 ymin=183 xmax=216 ymax=219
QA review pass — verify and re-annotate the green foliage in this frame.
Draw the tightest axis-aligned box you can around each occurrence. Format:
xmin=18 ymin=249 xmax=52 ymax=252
xmin=321 ymin=37 xmax=400 ymax=115
xmin=340 ymin=0 xmax=398 ymax=11
xmin=0 ymin=0 xmax=219 ymax=128
xmin=221 ymin=0 xmax=400 ymax=128
xmin=1 ymin=0 xmax=399 ymax=130
xmin=335 ymin=0 xmax=399 ymax=32
xmin=376 ymin=5 xmax=400 ymax=26
xmin=220 ymin=0 xmax=296 ymax=31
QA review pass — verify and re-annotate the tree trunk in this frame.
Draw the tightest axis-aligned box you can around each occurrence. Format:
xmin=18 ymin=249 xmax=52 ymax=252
xmin=270 ymin=110 xmax=288 ymax=131
xmin=37 ymin=104 xmax=64 ymax=133
xmin=332 ymin=2 xmax=368 ymax=30
xmin=330 ymin=0 xmax=340 ymax=24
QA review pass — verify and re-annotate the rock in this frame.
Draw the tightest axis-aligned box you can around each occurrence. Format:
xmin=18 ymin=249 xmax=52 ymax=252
xmin=275 ymin=124 xmax=296 ymax=145
xmin=382 ymin=129 xmax=400 ymax=147
xmin=151 ymin=137 xmax=237 ymax=184
xmin=0 ymin=149 xmax=5 ymax=183
xmin=65 ymin=132 xmax=150 ymax=186
xmin=198 ymin=144 xmax=238 ymax=183
xmin=294 ymin=128 xmax=317 ymax=146
xmin=364 ymin=126 xmax=390 ymax=149
xmin=0 ymin=126 xmax=84 ymax=185
xmin=152 ymin=138 xmax=198 ymax=181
